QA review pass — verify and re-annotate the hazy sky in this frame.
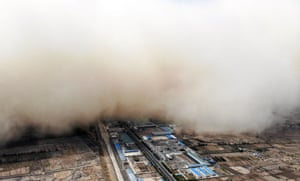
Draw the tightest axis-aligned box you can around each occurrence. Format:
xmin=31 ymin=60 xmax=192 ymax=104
xmin=0 ymin=0 xmax=300 ymax=142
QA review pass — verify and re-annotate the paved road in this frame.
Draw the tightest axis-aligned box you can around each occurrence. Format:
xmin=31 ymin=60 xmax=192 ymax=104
xmin=126 ymin=128 xmax=177 ymax=181
xmin=98 ymin=122 xmax=124 ymax=181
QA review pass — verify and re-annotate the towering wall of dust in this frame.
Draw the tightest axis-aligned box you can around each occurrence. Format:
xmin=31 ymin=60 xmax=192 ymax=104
xmin=0 ymin=0 xmax=300 ymax=142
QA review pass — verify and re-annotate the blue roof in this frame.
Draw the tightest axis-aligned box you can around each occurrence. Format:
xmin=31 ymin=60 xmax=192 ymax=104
xmin=203 ymin=166 xmax=216 ymax=175
xmin=114 ymin=143 xmax=126 ymax=161
xmin=191 ymin=168 xmax=201 ymax=177
xmin=188 ymin=164 xmax=203 ymax=168
xmin=166 ymin=134 xmax=176 ymax=139
xmin=124 ymin=149 xmax=140 ymax=153
xmin=197 ymin=167 xmax=208 ymax=177
xmin=145 ymin=135 xmax=152 ymax=140
xmin=126 ymin=169 xmax=137 ymax=181
xmin=160 ymin=127 xmax=173 ymax=132
xmin=114 ymin=143 xmax=121 ymax=150
xmin=186 ymin=151 xmax=208 ymax=165
xmin=178 ymin=141 xmax=185 ymax=146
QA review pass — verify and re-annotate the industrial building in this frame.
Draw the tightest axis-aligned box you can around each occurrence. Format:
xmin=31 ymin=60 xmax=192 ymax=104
xmin=107 ymin=121 xmax=163 ymax=181
xmin=131 ymin=120 xmax=220 ymax=180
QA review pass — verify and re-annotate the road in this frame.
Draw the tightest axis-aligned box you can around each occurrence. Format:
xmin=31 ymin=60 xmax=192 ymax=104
xmin=98 ymin=122 xmax=124 ymax=181
xmin=126 ymin=128 xmax=177 ymax=181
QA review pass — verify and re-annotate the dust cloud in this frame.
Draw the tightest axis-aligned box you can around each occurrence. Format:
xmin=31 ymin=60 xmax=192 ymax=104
xmin=0 ymin=0 xmax=300 ymax=142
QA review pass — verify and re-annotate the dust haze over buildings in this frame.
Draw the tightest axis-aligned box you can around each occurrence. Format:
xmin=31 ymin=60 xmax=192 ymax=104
xmin=0 ymin=0 xmax=300 ymax=142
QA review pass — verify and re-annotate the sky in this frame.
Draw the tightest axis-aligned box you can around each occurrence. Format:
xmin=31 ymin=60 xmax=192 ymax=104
xmin=0 ymin=0 xmax=299 ymax=142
